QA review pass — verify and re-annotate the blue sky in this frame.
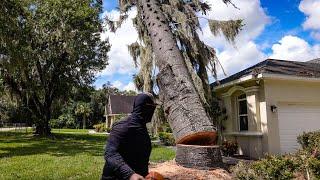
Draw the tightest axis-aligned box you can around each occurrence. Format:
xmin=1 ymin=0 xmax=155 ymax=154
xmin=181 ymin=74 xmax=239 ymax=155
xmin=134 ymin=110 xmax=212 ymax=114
xmin=95 ymin=0 xmax=320 ymax=90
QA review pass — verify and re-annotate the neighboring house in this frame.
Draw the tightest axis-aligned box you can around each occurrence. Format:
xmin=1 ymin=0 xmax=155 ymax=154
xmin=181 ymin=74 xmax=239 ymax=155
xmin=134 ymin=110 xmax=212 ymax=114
xmin=105 ymin=95 xmax=136 ymax=128
xmin=214 ymin=58 xmax=320 ymax=159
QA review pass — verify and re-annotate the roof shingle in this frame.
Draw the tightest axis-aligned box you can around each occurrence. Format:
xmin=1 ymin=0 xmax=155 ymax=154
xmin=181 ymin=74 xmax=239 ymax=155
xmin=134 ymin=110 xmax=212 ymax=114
xmin=215 ymin=59 xmax=320 ymax=86
xmin=107 ymin=95 xmax=136 ymax=115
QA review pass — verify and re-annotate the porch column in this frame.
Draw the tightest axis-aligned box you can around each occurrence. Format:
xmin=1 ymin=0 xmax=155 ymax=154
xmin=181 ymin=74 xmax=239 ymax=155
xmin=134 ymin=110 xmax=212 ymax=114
xmin=245 ymin=86 xmax=261 ymax=131
xmin=221 ymin=95 xmax=234 ymax=132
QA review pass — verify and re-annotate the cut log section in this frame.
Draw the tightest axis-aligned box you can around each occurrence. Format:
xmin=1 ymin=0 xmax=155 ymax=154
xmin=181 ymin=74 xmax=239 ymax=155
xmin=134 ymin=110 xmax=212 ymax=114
xmin=175 ymin=144 xmax=223 ymax=170
xmin=176 ymin=131 xmax=217 ymax=145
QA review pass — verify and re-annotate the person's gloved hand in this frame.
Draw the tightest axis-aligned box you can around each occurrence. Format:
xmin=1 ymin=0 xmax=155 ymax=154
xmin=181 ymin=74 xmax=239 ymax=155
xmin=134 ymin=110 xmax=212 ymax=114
xmin=129 ymin=173 xmax=145 ymax=180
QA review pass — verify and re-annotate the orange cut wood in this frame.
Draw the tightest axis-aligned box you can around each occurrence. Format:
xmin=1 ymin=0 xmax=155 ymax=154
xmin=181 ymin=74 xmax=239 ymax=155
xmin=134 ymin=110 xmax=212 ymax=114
xmin=145 ymin=171 xmax=164 ymax=180
xmin=176 ymin=131 xmax=217 ymax=145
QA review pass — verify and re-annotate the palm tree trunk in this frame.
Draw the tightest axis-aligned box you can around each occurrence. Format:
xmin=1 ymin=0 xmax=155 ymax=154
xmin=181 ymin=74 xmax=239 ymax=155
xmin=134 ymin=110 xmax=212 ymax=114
xmin=83 ymin=115 xmax=86 ymax=130
xmin=137 ymin=0 xmax=216 ymax=144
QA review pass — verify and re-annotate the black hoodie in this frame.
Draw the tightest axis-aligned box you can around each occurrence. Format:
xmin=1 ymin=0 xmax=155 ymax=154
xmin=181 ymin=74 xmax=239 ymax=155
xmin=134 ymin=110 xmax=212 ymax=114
xmin=101 ymin=93 xmax=156 ymax=180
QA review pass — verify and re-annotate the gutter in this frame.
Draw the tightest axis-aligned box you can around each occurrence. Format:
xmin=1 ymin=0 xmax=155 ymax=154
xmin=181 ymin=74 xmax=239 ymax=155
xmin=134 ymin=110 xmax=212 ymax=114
xmin=214 ymin=73 xmax=320 ymax=91
xmin=214 ymin=74 xmax=259 ymax=90
xmin=258 ymin=73 xmax=320 ymax=82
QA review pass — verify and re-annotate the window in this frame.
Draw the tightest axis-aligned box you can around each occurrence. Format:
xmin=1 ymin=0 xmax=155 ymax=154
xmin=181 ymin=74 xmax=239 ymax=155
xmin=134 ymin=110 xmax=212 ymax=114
xmin=237 ymin=94 xmax=248 ymax=131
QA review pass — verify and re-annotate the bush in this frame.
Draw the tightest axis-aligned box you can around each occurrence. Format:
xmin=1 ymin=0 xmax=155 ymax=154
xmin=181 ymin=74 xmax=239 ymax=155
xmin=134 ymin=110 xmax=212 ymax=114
xmin=231 ymin=161 xmax=258 ymax=180
xmin=50 ymin=118 xmax=64 ymax=129
xmin=158 ymin=132 xmax=175 ymax=146
xmin=295 ymin=149 xmax=320 ymax=179
xmin=232 ymin=130 xmax=320 ymax=180
xmin=232 ymin=155 xmax=299 ymax=180
xmin=158 ymin=123 xmax=172 ymax=133
xmin=309 ymin=156 xmax=320 ymax=179
xmin=93 ymin=123 xmax=110 ymax=132
xmin=297 ymin=131 xmax=320 ymax=179
xmin=50 ymin=114 xmax=76 ymax=129
xmin=221 ymin=140 xmax=238 ymax=156
xmin=297 ymin=130 xmax=320 ymax=152
xmin=252 ymin=155 xmax=299 ymax=180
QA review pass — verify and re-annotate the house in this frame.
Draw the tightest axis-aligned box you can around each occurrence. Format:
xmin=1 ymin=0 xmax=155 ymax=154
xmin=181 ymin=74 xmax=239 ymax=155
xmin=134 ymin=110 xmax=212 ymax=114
xmin=105 ymin=95 xmax=136 ymax=128
xmin=214 ymin=58 xmax=320 ymax=159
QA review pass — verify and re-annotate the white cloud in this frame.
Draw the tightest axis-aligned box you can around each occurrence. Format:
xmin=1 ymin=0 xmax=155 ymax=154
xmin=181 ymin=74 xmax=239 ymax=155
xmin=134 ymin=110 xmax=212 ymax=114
xmin=100 ymin=8 xmax=138 ymax=76
xmin=217 ymin=41 xmax=267 ymax=77
xmin=299 ymin=0 xmax=320 ymax=40
xmin=198 ymin=0 xmax=270 ymax=78
xmin=311 ymin=31 xmax=320 ymax=40
xmin=200 ymin=0 xmax=270 ymax=47
xmin=299 ymin=0 xmax=320 ymax=30
xmin=123 ymin=82 xmax=137 ymax=92
xmin=269 ymin=35 xmax=320 ymax=61
xmin=111 ymin=80 xmax=138 ymax=92
xmin=111 ymin=80 xmax=124 ymax=89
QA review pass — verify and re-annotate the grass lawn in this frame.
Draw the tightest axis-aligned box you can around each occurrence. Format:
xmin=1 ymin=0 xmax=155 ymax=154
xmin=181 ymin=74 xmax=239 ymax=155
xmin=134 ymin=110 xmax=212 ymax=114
xmin=0 ymin=129 xmax=175 ymax=180
xmin=51 ymin=128 xmax=90 ymax=134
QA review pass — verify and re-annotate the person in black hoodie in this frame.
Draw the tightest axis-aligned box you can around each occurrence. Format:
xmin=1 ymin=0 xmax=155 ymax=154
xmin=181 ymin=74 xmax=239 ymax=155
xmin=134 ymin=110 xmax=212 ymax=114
xmin=101 ymin=93 xmax=157 ymax=180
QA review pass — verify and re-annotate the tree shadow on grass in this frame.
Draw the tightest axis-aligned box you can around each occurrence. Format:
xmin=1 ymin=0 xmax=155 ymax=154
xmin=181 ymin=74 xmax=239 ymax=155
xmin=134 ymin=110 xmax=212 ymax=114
xmin=0 ymin=132 xmax=108 ymax=158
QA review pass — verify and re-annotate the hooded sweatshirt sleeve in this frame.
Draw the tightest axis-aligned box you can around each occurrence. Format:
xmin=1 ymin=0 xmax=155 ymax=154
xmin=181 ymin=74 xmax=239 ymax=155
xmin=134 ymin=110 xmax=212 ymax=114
xmin=104 ymin=124 xmax=135 ymax=179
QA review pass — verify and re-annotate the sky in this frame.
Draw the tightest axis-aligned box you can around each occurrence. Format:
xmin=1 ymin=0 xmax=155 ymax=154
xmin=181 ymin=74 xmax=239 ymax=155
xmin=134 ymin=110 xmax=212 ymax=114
xmin=94 ymin=0 xmax=320 ymax=91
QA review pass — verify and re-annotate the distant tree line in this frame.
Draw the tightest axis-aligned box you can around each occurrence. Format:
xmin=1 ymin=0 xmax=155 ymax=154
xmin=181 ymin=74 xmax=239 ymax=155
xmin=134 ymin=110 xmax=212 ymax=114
xmin=0 ymin=81 xmax=137 ymax=129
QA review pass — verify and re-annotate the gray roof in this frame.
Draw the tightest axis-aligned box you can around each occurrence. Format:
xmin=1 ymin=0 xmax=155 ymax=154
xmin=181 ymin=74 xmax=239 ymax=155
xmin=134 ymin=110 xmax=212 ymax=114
xmin=307 ymin=58 xmax=320 ymax=64
xmin=107 ymin=95 xmax=136 ymax=115
xmin=215 ymin=59 xmax=320 ymax=86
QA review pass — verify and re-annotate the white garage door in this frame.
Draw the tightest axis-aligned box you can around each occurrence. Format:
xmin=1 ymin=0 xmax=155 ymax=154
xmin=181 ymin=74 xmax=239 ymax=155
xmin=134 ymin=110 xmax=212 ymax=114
xmin=278 ymin=104 xmax=320 ymax=154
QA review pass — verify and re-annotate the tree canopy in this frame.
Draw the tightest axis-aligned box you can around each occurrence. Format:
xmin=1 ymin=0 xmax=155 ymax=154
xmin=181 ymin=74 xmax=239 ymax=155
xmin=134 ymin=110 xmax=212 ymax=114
xmin=0 ymin=0 xmax=110 ymax=135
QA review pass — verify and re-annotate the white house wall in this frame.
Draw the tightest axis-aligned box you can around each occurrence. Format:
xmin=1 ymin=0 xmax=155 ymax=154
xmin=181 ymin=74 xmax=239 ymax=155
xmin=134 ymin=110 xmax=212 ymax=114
xmin=263 ymin=79 xmax=320 ymax=154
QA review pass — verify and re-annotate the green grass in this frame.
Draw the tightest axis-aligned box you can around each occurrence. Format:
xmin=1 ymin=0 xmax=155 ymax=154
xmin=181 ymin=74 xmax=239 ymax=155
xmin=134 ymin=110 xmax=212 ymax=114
xmin=51 ymin=128 xmax=90 ymax=133
xmin=150 ymin=146 xmax=176 ymax=162
xmin=0 ymin=130 xmax=175 ymax=180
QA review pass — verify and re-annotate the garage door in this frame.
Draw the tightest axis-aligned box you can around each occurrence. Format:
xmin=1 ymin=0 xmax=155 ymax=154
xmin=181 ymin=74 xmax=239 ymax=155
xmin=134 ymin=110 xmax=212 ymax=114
xmin=278 ymin=104 xmax=320 ymax=154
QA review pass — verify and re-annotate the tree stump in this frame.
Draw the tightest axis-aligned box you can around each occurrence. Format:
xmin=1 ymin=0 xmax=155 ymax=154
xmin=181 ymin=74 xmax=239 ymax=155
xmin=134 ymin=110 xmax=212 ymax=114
xmin=175 ymin=144 xmax=223 ymax=170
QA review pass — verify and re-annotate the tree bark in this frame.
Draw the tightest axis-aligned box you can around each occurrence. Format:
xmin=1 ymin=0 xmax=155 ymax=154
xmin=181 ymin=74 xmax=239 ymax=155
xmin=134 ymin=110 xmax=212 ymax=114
xmin=176 ymin=144 xmax=223 ymax=169
xmin=35 ymin=117 xmax=51 ymax=136
xmin=137 ymin=0 xmax=216 ymax=144
xmin=33 ymin=97 xmax=52 ymax=136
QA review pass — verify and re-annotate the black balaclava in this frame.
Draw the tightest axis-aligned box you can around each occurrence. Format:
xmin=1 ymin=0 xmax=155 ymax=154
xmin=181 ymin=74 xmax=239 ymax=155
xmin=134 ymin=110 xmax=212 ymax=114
xmin=130 ymin=93 xmax=156 ymax=125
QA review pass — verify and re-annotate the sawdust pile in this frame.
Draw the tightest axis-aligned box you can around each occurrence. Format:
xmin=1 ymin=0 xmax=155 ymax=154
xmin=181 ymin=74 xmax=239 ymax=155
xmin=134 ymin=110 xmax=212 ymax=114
xmin=149 ymin=160 xmax=232 ymax=180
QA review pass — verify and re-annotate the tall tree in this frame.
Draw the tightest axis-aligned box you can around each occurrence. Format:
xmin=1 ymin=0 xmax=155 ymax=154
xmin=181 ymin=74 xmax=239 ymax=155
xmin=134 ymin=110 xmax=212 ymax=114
xmin=0 ymin=0 xmax=110 ymax=135
xmin=106 ymin=0 xmax=242 ymax=143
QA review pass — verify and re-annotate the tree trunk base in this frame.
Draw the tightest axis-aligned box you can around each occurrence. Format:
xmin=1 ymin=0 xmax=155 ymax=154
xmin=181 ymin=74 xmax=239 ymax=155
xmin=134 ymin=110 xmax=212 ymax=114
xmin=34 ymin=125 xmax=51 ymax=136
xmin=175 ymin=144 xmax=223 ymax=170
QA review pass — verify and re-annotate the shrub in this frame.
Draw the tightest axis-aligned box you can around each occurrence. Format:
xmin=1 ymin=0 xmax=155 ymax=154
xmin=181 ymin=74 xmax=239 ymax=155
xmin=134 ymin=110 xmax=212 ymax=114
xmin=232 ymin=130 xmax=320 ymax=180
xmin=309 ymin=156 xmax=320 ymax=179
xmin=232 ymin=155 xmax=299 ymax=180
xmin=252 ymin=155 xmax=299 ymax=180
xmin=158 ymin=132 xmax=175 ymax=146
xmin=296 ymin=131 xmax=320 ymax=179
xmin=158 ymin=123 xmax=172 ymax=133
xmin=231 ymin=161 xmax=258 ymax=180
xmin=93 ymin=123 xmax=107 ymax=132
xmin=50 ymin=114 xmax=76 ymax=129
xmin=296 ymin=149 xmax=320 ymax=179
xmin=221 ymin=140 xmax=238 ymax=156
xmin=65 ymin=115 xmax=76 ymax=128
xmin=297 ymin=130 xmax=320 ymax=152
xmin=50 ymin=118 xmax=64 ymax=129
